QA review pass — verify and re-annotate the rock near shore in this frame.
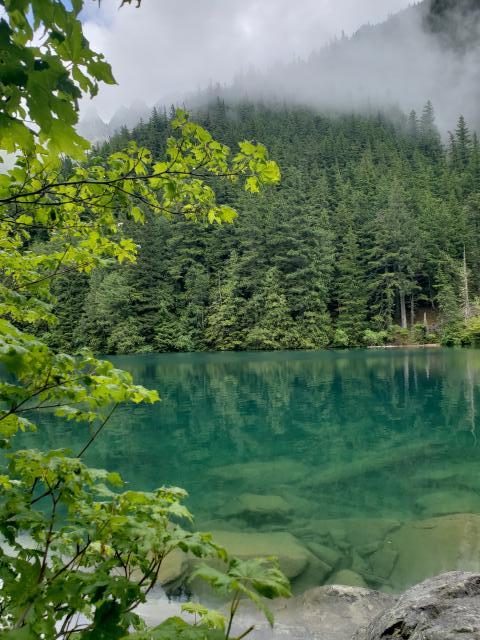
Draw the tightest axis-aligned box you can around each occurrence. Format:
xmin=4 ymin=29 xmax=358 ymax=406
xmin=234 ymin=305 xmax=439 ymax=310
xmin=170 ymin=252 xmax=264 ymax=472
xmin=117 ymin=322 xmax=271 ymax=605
xmin=355 ymin=571 xmax=480 ymax=640
xmin=141 ymin=571 xmax=480 ymax=639
xmin=231 ymin=584 xmax=394 ymax=640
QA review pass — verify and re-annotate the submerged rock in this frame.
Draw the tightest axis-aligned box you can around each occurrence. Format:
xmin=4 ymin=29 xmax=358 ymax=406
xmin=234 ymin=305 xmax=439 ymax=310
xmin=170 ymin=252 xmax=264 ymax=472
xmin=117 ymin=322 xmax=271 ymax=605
xmin=412 ymin=464 xmax=480 ymax=492
xmin=306 ymin=542 xmax=343 ymax=570
xmin=387 ymin=514 xmax=480 ymax=591
xmin=209 ymin=459 xmax=310 ymax=490
xmin=329 ymin=569 xmax=368 ymax=589
xmin=158 ymin=550 xmax=189 ymax=587
xmin=369 ymin=548 xmax=399 ymax=581
xmin=415 ymin=490 xmax=480 ymax=517
xmin=223 ymin=493 xmax=293 ymax=524
xmin=355 ymin=571 xmax=480 ymax=639
xmin=297 ymin=517 xmax=402 ymax=551
xmin=205 ymin=530 xmax=312 ymax=579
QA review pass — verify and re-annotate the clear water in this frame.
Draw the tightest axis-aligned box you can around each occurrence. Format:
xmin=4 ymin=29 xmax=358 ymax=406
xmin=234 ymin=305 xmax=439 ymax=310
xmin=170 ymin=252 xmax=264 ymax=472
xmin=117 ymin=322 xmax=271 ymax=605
xmin=21 ymin=349 xmax=480 ymax=592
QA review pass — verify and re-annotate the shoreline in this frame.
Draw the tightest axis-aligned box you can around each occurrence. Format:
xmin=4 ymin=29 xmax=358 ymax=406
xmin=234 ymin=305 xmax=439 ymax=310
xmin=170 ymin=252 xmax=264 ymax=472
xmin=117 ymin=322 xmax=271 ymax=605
xmin=367 ymin=343 xmax=441 ymax=349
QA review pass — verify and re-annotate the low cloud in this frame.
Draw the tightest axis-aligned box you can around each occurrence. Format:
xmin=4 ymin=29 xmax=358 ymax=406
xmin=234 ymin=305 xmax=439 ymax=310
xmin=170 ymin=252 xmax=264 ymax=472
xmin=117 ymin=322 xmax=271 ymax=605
xmin=80 ymin=0 xmax=412 ymax=121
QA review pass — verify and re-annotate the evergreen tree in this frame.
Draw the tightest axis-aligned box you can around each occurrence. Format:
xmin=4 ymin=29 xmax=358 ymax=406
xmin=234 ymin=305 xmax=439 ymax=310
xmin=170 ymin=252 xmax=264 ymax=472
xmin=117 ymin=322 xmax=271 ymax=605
xmin=205 ymin=250 xmax=245 ymax=350
xmin=407 ymin=110 xmax=419 ymax=139
xmin=335 ymin=210 xmax=368 ymax=343
xmin=246 ymin=268 xmax=297 ymax=350
xmin=367 ymin=180 xmax=420 ymax=328
xmin=419 ymin=100 xmax=442 ymax=160
xmin=455 ymin=114 xmax=472 ymax=169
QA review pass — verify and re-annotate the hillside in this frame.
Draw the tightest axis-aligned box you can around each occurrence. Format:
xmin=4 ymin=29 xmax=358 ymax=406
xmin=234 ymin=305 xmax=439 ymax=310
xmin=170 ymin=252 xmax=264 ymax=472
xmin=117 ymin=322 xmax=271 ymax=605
xmin=47 ymin=100 xmax=480 ymax=353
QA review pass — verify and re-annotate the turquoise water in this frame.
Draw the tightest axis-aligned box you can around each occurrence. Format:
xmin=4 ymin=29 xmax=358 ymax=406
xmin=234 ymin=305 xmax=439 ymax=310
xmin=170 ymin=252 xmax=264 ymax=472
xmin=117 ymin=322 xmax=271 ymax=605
xmin=23 ymin=349 xmax=480 ymax=592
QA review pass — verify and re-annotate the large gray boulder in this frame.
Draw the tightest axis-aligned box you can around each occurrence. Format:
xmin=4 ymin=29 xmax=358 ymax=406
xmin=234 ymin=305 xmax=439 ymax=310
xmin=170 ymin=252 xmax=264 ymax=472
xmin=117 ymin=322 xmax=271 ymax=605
xmin=355 ymin=571 xmax=480 ymax=639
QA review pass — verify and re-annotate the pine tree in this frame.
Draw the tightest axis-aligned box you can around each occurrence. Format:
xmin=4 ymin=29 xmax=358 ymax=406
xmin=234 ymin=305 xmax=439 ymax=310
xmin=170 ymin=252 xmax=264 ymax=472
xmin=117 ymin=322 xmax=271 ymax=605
xmin=367 ymin=180 xmax=420 ymax=328
xmin=455 ymin=115 xmax=471 ymax=169
xmin=205 ymin=250 xmax=245 ymax=350
xmin=246 ymin=268 xmax=297 ymax=350
xmin=407 ymin=110 xmax=419 ymax=139
xmin=335 ymin=212 xmax=368 ymax=342
xmin=419 ymin=101 xmax=442 ymax=160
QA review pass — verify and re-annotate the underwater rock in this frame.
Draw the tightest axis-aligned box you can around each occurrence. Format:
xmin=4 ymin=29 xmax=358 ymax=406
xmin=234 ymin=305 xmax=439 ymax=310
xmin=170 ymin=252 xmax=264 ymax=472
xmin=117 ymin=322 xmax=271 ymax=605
xmin=414 ymin=490 xmax=480 ymax=517
xmin=209 ymin=459 xmax=310 ymax=489
xmin=412 ymin=464 xmax=480 ymax=492
xmin=357 ymin=541 xmax=383 ymax=557
xmin=292 ymin=556 xmax=335 ymax=594
xmin=300 ymin=518 xmax=402 ymax=551
xmin=157 ymin=550 xmax=189 ymax=587
xmin=387 ymin=514 xmax=480 ymax=591
xmin=197 ymin=517 xmax=248 ymax=532
xmin=355 ymin=571 xmax=480 ymax=640
xmin=127 ymin=550 xmax=188 ymax=588
xmin=223 ymin=493 xmax=293 ymax=524
xmin=329 ymin=569 xmax=369 ymax=588
xmin=301 ymin=441 xmax=445 ymax=489
xmin=352 ymin=551 xmax=371 ymax=577
xmin=306 ymin=542 xmax=343 ymax=570
xmin=205 ymin=530 xmax=312 ymax=579
xmin=369 ymin=548 xmax=399 ymax=581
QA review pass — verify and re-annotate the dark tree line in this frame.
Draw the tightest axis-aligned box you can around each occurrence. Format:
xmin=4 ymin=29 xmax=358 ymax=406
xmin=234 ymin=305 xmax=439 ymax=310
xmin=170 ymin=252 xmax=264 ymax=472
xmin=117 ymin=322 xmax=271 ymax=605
xmin=46 ymin=100 xmax=480 ymax=352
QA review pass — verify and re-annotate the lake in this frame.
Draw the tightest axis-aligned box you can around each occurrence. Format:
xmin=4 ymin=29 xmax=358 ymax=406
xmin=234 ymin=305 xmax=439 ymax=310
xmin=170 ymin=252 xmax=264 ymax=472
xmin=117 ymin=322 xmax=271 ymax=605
xmin=25 ymin=348 xmax=480 ymax=593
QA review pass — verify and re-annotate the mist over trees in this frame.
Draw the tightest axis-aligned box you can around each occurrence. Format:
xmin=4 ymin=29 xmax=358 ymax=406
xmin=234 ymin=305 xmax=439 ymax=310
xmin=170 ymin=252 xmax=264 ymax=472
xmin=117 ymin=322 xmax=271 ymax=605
xmin=219 ymin=0 xmax=480 ymax=133
xmin=79 ymin=0 xmax=480 ymax=141
xmin=48 ymin=100 xmax=480 ymax=353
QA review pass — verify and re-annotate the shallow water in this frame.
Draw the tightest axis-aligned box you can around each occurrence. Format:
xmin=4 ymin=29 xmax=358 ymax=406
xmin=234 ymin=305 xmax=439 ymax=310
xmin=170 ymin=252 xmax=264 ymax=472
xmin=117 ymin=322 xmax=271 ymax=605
xmin=23 ymin=349 xmax=480 ymax=592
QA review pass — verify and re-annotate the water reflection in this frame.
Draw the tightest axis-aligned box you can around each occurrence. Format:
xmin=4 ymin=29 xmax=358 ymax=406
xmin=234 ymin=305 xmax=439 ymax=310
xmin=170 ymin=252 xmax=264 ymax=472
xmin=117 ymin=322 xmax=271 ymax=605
xmin=20 ymin=348 xmax=480 ymax=592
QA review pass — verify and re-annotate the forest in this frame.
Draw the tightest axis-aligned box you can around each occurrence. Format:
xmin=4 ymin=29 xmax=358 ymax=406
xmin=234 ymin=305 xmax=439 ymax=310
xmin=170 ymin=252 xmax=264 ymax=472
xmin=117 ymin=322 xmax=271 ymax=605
xmin=47 ymin=100 xmax=480 ymax=353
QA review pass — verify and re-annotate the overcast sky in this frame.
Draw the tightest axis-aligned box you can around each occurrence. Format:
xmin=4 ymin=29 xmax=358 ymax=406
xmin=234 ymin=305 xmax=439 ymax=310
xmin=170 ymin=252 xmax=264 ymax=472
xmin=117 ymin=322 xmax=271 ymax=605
xmin=80 ymin=0 xmax=413 ymax=120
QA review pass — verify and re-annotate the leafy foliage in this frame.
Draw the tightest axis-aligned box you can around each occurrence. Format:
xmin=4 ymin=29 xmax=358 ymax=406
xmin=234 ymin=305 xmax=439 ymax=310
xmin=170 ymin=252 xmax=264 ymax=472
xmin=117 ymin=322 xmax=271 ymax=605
xmin=0 ymin=1 xmax=286 ymax=637
xmin=0 ymin=0 xmax=115 ymax=158
xmin=191 ymin=558 xmax=291 ymax=636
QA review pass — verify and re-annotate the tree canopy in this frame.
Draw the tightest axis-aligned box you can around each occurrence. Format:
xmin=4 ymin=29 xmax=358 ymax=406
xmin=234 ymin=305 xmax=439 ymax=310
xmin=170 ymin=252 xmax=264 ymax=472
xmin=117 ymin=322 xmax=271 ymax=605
xmin=54 ymin=101 xmax=480 ymax=352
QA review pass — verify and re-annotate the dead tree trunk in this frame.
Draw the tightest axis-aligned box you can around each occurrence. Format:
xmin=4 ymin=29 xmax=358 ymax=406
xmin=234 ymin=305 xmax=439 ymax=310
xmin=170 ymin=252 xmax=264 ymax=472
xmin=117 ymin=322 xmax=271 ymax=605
xmin=400 ymin=289 xmax=407 ymax=329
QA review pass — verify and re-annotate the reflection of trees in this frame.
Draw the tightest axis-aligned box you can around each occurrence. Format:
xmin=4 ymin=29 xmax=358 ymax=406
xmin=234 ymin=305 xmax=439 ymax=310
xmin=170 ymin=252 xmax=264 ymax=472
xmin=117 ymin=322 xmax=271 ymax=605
xmin=466 ymin=353 xmax=477 ymax=445
xmin=17 ymin=349 xmax=480 ymax=522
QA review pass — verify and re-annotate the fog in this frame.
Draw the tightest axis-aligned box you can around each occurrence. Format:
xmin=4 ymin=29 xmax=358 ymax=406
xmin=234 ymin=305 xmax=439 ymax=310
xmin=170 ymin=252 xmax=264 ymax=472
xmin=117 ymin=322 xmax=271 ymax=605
xmin=79 ymin=1 xmax=480 ymax=134
xmin=219 ymin=1 xmax=480 ymax=132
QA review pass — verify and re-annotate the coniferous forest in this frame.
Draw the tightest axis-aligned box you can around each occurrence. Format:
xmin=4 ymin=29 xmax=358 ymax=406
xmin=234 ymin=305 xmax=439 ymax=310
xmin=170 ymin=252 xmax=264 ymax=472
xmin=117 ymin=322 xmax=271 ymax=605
xmin=47 ymin=100 xmax=480 ymax=353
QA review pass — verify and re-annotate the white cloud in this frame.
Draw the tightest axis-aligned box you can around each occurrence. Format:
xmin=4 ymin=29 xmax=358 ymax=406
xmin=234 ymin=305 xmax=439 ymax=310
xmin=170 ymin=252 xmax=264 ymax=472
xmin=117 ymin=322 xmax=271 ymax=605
xmin=80 ymin=0 xmax=413 ymax=120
